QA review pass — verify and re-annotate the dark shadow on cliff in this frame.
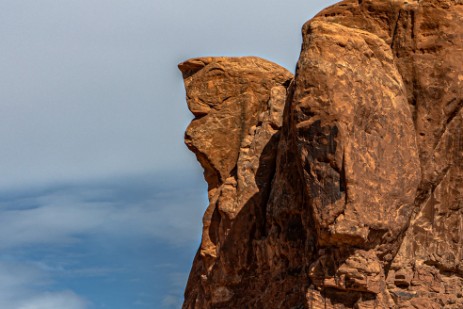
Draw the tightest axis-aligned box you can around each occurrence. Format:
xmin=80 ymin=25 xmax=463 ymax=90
xmin=204 ymin=83 xmax=315 ymax=308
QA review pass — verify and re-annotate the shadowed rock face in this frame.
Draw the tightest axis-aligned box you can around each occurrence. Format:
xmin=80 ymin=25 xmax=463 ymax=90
xmin=179 ymin=1 xmax=463 ymax=308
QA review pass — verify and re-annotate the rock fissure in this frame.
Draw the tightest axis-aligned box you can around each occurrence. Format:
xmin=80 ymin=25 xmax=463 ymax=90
xmin=390 ymin=9 xmax=402 ymax=50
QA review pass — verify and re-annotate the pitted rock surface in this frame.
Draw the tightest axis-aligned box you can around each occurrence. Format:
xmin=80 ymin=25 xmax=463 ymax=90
xmin=179 ymin=1 xmax=463 ymax=308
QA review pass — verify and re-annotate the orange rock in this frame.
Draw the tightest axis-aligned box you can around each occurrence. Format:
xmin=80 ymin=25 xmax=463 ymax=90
xmin=180 ymin=1 xmax=463 ymax=308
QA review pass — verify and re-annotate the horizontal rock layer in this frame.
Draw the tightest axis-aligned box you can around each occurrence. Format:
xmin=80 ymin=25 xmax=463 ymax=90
xmin=179 ymin=1 xmax=463 ymax=308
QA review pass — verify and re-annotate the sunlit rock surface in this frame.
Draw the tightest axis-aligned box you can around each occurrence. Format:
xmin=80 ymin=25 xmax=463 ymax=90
xmin=179 ymin=1 xmax=463 ymax=308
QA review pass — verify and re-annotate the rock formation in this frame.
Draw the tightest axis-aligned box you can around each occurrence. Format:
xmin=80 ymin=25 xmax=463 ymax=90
xmin=179 ymin=1 xmax=463 ymax=308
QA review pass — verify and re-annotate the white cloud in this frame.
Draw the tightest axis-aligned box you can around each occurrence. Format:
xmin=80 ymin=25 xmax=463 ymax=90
xmin=0 ymin=177 xmax=205 ymax=308
xmin=0 ymin=179 xmax=206 ymax=250
xmin=0 ymin=261 xmax=88 ymax=309
xmin=18 ymin=291 xmax=87 ymax=309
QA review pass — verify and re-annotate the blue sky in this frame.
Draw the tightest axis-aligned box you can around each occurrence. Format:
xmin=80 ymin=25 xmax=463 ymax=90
xmin=0 ymin=0 xmax=337 ymax=308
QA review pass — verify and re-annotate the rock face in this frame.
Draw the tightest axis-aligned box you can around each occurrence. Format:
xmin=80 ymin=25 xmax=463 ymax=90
xmin=179 ymin=1 xmax=463 ymax=308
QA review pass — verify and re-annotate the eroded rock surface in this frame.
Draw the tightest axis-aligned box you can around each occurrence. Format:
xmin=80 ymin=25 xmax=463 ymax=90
xmin=179 ymin=1 xmax=463 ymax=308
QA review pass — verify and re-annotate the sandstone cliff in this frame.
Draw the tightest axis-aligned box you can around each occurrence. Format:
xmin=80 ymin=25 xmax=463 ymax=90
xmin=179 ymin=1 xmax=463 ymax=308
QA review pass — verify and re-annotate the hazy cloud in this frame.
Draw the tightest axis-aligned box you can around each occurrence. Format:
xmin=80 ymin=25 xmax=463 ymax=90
xmin=0 ymin=174 xmax=206 ymax=308
xmin=0 ymin=261 xmax=88 ymax=309
xmin=18 ymin=292 xmax=88 ymax=309
xmin=0 ymin=174 xmax=207 ymax=250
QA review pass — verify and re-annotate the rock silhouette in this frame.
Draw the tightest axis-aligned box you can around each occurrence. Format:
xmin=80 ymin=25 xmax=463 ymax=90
xmin=179 ymin=1 xmax=463 ymax=308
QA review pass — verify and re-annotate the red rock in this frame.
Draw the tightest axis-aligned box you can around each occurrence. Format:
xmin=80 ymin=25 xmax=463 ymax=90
xmin=179 ymin=1 xmax=463 ymax=308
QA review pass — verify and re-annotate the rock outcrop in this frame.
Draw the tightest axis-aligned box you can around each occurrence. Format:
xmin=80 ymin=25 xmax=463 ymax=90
xmin=179 ymin=1 xmax=463 ymax=308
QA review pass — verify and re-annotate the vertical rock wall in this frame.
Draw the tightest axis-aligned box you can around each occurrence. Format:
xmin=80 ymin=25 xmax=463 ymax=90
xmin=179 ymin=1 xmax=463 ymax=308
